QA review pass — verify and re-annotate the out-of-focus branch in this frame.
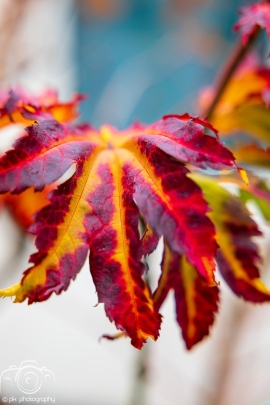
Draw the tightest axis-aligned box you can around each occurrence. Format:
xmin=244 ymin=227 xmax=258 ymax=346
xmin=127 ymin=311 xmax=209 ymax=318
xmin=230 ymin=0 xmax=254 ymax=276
xmin=200 ymin=302 xmax=248 ymax=405
xmin=0 ymin=0 xmax=31 ymax=84
xmin=204 ymin=29 xmax=260 ymax=120
xmin=128 ymin=346 xmax=148 ymax=405
xmin=204 ymin=0 xmax=270 ymax=120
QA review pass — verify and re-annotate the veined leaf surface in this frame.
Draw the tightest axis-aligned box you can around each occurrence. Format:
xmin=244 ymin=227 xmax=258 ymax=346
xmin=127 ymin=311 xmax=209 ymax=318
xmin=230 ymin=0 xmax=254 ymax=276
xmin=192 ymin=175 xmax=270 ymax=302
xmin=154 ymin=244 xmax=219 ymax=349
xmin=0 ymin=114 xmax=241 ymax=347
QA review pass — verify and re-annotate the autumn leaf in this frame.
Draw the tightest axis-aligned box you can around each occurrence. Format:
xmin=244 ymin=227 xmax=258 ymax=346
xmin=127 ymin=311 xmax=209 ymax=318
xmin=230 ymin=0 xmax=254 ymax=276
xmin=141 ymin=223 xmax=160 ymax=256
xmin=234 ymin=3 xmax=270 ymax=44
xmin=199 ymin=65 xmax=270 ymax=144
xmin=0 ymin=89 xmax=84 ymax=128
xmin=192 ymin=175 xmax=270 ymax=302
xmin=0 ymin=120 xmax=95 ymax=193
xmin=199 ymin=60 xmax=270 ymax=183
xmin=4 ymin=185 xmax=54 ymax=230
xmin=233 ymin=143 xmax=270 ymax=168
xmin=240 ymin=187 xmax=270 ymax=222
xmin=0 ymin=114 xmax=238 ymax=348
xmin=154 ymin=244 xmax=219 ymax=350
xmin=218 ymin=172 xmax=270 ymax=222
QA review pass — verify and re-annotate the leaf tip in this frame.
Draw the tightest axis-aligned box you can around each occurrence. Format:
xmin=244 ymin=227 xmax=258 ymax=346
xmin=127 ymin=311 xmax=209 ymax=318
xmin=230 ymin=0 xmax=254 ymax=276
xmin=201 ymin=256 xmax=217 ymax=286
xmin=238 ymin=167 xmax=249 ymax=185
xmin=0 ymin=283 xmax=20 ymax=299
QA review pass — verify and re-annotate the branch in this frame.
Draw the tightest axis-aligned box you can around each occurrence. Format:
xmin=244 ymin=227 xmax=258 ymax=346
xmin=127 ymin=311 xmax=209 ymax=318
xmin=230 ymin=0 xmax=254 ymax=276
xmin=204 ymin=0 xmax=270 ymax=120
xmin=204 ymin=28 xmax=261 ymax=120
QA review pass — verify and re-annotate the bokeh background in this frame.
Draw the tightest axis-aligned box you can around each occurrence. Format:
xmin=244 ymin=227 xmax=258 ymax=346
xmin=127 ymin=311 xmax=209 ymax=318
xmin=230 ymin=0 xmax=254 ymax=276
xmin=0 ymin=0 xmax=270 ymax=404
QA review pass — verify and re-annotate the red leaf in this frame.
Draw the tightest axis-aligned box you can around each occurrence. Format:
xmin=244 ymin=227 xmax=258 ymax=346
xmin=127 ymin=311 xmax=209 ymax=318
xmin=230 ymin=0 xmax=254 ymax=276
xmin=0 ymin=120 xmax=96 ymax=193
xmin=154 ymin=244 xmax=219 ymax=349
xmin=128 ymin=142 xmax=218 ymax=284
xmin=0 ymin=115 xmax=240 ymax=348
xmin=216 ymin=198 xmax=269 ymax=303
xmin=192 ymin=175 xmax=270 ymax=303
xmin=141 ymin=223 xmax=160 ymax=256
xmin=0 ymin=89 xmax=84 ymax=127
xmin=234 ymin=3 xmax=270 ymax=44
xmin=128 ymin=115 xmax=236 ymax=170
xmin=88 ymin=152 xmax=161 ymax=349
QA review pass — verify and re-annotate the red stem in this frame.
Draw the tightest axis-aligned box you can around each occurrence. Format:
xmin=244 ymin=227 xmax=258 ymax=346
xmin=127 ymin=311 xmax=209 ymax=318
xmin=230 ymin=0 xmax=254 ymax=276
xmin=205 ymin=0 xmax=270 ymax=120
xmin=204 ymin=28 xmax=261 ymax=120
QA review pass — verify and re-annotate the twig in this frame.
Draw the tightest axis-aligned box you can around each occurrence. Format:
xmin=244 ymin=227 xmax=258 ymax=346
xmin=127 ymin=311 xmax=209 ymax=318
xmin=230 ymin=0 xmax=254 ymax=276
xmin=204 ymin=29 xmax=261 ymax=121
xmin=204 ymin=0 xmax=270 ymax=120
xmin=201 ymin=301 xmax=248 ymax=405
xmin=128 ymin=346 xmax=148 ymax=405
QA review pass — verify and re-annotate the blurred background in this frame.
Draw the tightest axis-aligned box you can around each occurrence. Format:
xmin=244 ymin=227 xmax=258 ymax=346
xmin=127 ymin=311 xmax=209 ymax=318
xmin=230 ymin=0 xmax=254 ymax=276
xmin=0 ymin=0 xmax=270 ymax=404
